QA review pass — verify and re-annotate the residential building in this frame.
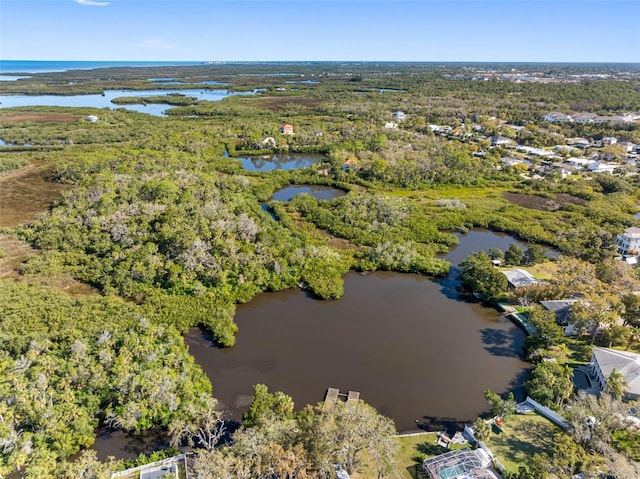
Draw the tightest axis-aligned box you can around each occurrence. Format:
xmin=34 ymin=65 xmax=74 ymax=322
xmin=503 ymin=269 xmax=540 ymax=289
xmin=619 ymin=141 xmax=636 ymax=153
xmin=588 ymin=162 xmax=619 ymax=174
xmin=543 ymin=112 xmax=571 ymax=123
xmin=589 ymin=348 xmax=640 ymax=400
xmin=572 ymin=113 xmax=598 ymax=124
xmin=615 ymin=227 xmax=640 ymax=255
xmin=423 ymin=448 xmax=500 ymax=479
xmin=490 ymin=136 xmax=513 ymax=147
xmin=280 ymin=123 xmax=294 ymax=135
xmin=392 ymin=111 xmax=406 ymax=121
xmin=384 ymin=122 xmax=398 ymax=129
xmin=86 ymin=115 xmax=98 ymax=122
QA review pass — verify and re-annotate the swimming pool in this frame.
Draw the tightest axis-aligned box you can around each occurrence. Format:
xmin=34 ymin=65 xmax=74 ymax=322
xmin=572 ymin=369 xmax=592 ymax=389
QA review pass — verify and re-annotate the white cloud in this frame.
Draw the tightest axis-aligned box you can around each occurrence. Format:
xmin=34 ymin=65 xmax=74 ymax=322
xmin=75 ymin=0 xmax=110 ymax=6
xmin=134 ymin=38 xmax=173 ymax=50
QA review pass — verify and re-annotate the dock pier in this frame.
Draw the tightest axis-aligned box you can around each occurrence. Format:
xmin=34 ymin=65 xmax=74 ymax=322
xmin=324 ymin=387 xmax=360 ymax=409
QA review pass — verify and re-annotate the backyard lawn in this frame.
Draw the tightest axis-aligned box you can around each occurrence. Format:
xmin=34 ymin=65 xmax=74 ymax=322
xmin=486 ymin=412 xmax=561 ymax=474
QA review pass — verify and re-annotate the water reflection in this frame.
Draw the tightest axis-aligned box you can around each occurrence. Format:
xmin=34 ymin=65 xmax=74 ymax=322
xmin=237 ymin=154 xmax=324 ymax=171
xmin=185 ymin=230 xmax=535 ymax=433
xmin=271 ymin=185 xmax=346 ymax=201
xmin=0 ymin=88 xmax=254 ymax=116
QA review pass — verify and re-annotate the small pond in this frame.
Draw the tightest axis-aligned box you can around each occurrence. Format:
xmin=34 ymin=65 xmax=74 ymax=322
xmin=271 ymin=185 xmax=346 ymax=202
xmin=237 ymin=153 xmax=324 ymax=172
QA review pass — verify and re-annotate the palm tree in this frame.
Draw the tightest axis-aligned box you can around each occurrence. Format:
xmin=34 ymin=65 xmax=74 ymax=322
xmin=605 ymin=369 xmax=628 ymax=399
xmin=473 ymin=418 xmax=491 ymax=443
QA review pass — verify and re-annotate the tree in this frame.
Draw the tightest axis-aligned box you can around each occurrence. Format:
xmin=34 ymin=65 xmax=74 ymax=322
xmin=297 ymin=400 xmax=397 ymax=475
xmin=483 ymin=389 xmax=516 ymax=421
xmin=169 ymin=394 xmax=226 ymax=451
xmin=605 ymin=369 xmax=628 ymax=400
xmin=571 ymin=295 xmax=618 ymax=343
xmin=504 ymin=244 xmax=524 ymax=266
xmin=525 ymin=361 xmax=573 ymax=409
xmin=621 ymin=293 xmax=640 ymax=328
xmin=567 ymin=392 xmax=630 ymax=455
xmin=473 ymin=418 xmax=491 ymax=443
xmin=243 ymin=384 xmax=295 ymax=429
xmin=526 ymin=305 xmax=565 ymax=351
xmin=522 ymin=245 xmax=547 ymax=266
xmin=459 ymin=252 xmax=508 ymax=300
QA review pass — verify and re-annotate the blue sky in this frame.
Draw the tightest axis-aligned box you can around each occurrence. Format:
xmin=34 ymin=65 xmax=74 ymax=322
xmin=1 ymin=1 xmax=639 ymax=62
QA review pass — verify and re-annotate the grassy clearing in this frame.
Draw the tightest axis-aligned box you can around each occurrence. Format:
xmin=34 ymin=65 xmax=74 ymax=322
xmin=485 ymin=413 xmax=561 ymax=474
xmin=352 ymin=433 xmax=472 ymax=479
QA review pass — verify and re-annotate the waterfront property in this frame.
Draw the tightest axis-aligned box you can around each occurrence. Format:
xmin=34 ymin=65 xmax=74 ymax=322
xmin=589 ymin=348 xmax=640 ymax=400
xmin=422 ymin=448 xmax=500 ymax=479
xmin=615 ymin=227 xmax=640 ymax=256
xmin=502 ymin=268 xmax=540 ymax=289
xmin=540 ymin=299 xmax=578 ymax=335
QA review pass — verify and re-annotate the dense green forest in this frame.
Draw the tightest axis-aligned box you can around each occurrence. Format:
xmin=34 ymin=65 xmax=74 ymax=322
xmin=1 ymin=63 xmax=640 ymax=477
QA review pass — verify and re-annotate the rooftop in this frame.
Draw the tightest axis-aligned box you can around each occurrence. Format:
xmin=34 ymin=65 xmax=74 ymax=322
xmin=503 ymin=268 xmax=540 ymax=288
xmin=621 ymin=227 xmax=640 ymax=239
xmin=423 ymin=448 xmax=500 ymax=479
xmin=593 ymin=348 xmax=640 ymax=397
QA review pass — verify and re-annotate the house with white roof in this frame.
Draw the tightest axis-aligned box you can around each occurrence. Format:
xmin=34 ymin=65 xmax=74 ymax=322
xmin=588 ymin=162 xmax=619 ymax=174
xmin=490 ymin=136 xmax=513 ymax=147
xmin=615 ymin=227 xmax=640 ymax=256
xmin=589 ymin=348 xmax=640 ymax=400
xmin=503 ymin=269 xmax=540 ymax=290
xmin=392 ymin=111 xmax=407 ymax=121
xmin=543 ymin=112 xmax=571 ymax=123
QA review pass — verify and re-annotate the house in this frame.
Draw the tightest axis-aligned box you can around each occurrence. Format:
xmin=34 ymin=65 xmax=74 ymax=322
xmin=615 ymin=227 xmax=640 ymax=256
xmin=384 ymin=122 xmax=398 ymax=129
xmin=423 ymin=448 xmax=500 ymax=479
xmin=601 ymin=137 xmax=617 ymax=146
xmin=566 ymin=157 xmax=596 ymax=169
xmin=261 ymin=136 xmax=277 ymax=148
xmin=392 ymin=111 xmax=406 ymax=121
xmin=86 ymin=115 xmax=98 ymax=122
xmin=503 ymin=268 xmax=540 ymax=289
xmin=490 ymin=136 xmax=513 ymax=147
xmin=589 ymin=348 xmax=640 ymax=400
xmin=541 ymin=299 xmax=578 ymax=334
xmin=588 ymin=162 xmax=619 ymax=174
xmin=618 ymin=141 xmax=636 ymax=153
xmin=572 ymin=113 xmax=598 ymax=124
xmin=280 ymin=123 xmax=294 ymax=135
xmin=342 ymin=157 xmax=359 ymax=171
xmin=543 ymin=112 xmax=572 ymax=123
xmin=569 ymin=137 xmax=590 ymax=149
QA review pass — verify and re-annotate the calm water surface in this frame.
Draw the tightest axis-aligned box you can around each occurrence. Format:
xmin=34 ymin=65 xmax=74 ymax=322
xmin=238 ymin=154 xmax=324 ymax=171
xmin=271 ymin=185 xmax=346 ymax=201
xmin=0 ymin=88 xmax=251 ymax=116
xmin=184 ymin=229 xmax=533 ymax=433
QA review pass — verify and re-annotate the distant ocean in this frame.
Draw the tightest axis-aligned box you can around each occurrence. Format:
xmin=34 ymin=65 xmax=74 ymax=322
xmin=0 ymin=60 xmax=203 ymax=74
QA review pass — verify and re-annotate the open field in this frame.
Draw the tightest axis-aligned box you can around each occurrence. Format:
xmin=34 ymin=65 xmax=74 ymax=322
xmin=0 ymin=111 xmax=82 ymax=124
xmin=486 ymin=413 xmax=561 ymax=474
xmin=0 ymin=161 xmax=71 ymax=227
xmin=503 ymin=192 xmax=587 ymax=211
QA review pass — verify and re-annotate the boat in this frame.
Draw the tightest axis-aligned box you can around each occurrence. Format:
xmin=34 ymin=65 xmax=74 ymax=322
xmin=493 ymin=417 xmax=504 ymax=433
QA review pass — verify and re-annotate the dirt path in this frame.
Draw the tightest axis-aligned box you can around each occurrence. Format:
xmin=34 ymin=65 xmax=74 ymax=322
xmin=0 ymin=160 xmax=72 ymax=227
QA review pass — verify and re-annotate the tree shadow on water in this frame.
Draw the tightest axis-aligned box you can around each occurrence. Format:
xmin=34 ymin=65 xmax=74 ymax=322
xmin=480 ymin=327 xmax=524 ymax=358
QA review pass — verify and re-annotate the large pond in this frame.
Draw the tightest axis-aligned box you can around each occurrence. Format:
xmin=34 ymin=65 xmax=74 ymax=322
xmin=0 ymin=88 xmax=252 ymax=116
xmin=184 ymin=229 xmax=534 ymax=434
xmin=237 ymin=154 xmax=324 ymax=171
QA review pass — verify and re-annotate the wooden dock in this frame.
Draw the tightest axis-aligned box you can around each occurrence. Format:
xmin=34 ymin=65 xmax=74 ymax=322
xmin=324 ymin=387 xmax=360 ymax=410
